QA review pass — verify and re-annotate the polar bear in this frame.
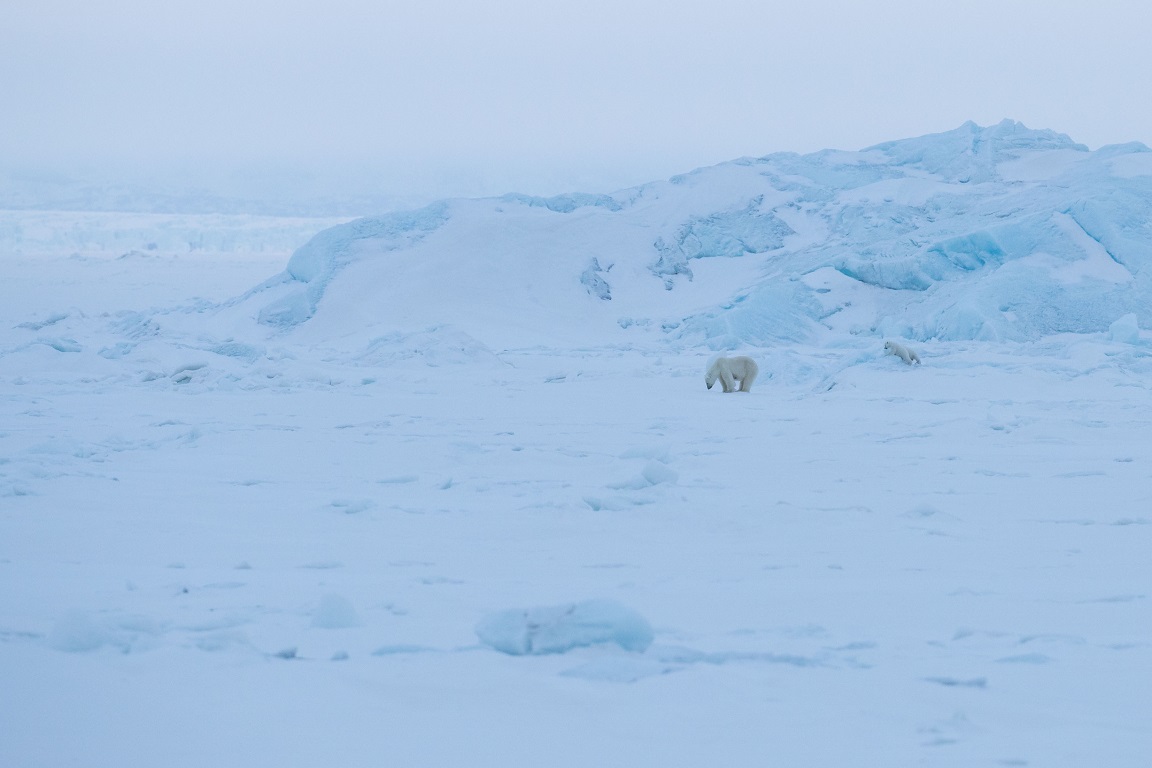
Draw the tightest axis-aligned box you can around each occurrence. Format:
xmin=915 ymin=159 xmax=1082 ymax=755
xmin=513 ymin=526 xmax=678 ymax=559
xmin=884 ymin=340 xmax=921 ymax=365
xmin=705 ymin=355 xmax=759 ymax=393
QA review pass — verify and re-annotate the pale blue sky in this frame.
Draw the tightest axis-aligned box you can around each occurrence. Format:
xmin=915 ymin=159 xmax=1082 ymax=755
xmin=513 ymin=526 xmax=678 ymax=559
xmin=3 ymin=0 xmax=1150 ymax=201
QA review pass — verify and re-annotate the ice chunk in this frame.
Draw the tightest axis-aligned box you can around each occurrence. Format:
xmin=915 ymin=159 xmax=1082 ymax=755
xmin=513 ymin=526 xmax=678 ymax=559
xmin=640 ymin=461 xmax=678 ymax=486
xmin=49 ymin=610 xmax=108 ymax=653
xmin=580 ymin=258 xmax=612 ymax=300
xmin=476 ymin=599 xmax=653 ymax=655
xmin=1109 ymin=313 xmax=1140 ymax=343
xmin=311 ymin=594 xmax=361 ymax=629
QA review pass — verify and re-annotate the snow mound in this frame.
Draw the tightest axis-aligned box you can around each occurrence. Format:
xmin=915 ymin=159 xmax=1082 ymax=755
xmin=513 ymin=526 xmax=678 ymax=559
xmin=311 ymin=594 xmax=361 ymax=629
xmin=475 ymin=599 xmax=654 ymax=655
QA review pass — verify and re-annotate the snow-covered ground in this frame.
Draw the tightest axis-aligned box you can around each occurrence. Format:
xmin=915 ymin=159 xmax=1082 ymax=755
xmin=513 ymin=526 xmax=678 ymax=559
xmin=2 ymin=122 xmax=1151 ymax=766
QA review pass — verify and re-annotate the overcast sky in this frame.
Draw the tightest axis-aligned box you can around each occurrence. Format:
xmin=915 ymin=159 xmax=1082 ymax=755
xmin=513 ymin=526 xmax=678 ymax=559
xmin=3 ymin=0 xmax=1151 ymax=201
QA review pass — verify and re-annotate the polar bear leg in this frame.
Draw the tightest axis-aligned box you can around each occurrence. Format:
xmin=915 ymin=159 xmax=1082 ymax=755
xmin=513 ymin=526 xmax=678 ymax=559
xmin=706 ymin=357 xmax=737 ymax=392
xmin=719 ymin=365 xmax=735 ymax=393
xmin=734 ymin=356 xmax=758 ymax=392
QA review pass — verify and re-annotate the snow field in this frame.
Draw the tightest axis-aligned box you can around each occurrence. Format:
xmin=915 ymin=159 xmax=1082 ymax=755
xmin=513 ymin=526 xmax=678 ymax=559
xmin=2 ymin=336 xmax=1150 ymax=766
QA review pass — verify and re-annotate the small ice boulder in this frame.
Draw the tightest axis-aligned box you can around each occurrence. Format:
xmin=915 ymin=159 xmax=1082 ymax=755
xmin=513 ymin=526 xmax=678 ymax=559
xmin=49 ymin=610 xmax=107 ymax=653
xmin=640 ymin=461 xmax=678 ymax=486
xmin=311 ymin=594 xmax=361 ymax=629
xmin=1109 ymin=313 xmax=1140 ymax=344
xmin=476 ymin=599 xmax=654 ymax=655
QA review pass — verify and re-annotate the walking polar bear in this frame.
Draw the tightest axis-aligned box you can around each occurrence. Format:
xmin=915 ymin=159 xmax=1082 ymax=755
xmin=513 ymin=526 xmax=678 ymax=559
xmin=705 ymin=355 xmax=759 ymax=393
xmin=884 ymin=340 xmax=921 ymax=365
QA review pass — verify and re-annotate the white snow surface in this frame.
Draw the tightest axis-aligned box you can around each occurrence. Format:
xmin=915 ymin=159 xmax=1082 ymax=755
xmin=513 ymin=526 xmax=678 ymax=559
xmin=2 ymin=121 xmax=1151 ymax=766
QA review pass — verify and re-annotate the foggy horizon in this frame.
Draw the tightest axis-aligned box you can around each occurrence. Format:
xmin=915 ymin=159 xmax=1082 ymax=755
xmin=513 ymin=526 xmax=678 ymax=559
xmin=4 ymin=0 xmax=1152 ymax=206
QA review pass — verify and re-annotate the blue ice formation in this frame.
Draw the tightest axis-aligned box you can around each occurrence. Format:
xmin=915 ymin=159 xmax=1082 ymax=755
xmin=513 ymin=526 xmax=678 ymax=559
xmin=255 ymin=120 xmax=1152 ymax=344
xmin=580 ymin=257 xmax=612 ymax=300
xmin=865 ymin=119 xmax=1088 ymax=183
xmin=258 ymin=202 xmax=450 ymax=327
xmin=476 ymin=599 xmax=654 ymax=655
xmin=672 ymin=121 xmax=1152 ymax=344
xmin=650 ymin=197 xmax=795 ymax=287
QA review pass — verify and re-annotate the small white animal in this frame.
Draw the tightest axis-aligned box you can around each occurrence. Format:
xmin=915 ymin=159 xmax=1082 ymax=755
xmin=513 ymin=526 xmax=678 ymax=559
xmin=705 ymin=355 xmax=759 ymax=393
xmin=884 ymin=340 xmax=921 ymax=365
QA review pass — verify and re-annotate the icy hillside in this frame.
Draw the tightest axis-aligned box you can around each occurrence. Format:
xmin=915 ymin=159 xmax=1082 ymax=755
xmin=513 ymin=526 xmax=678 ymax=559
xmin=234 ymin=119 xmax=1152 ymax=351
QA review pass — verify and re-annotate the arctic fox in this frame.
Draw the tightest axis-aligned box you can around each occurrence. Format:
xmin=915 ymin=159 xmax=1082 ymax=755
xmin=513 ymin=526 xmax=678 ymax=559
xmin=884 ymin=340 xmax=921 ymax=365
xmin=705 ymin=356 xmax=759 ymax=393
